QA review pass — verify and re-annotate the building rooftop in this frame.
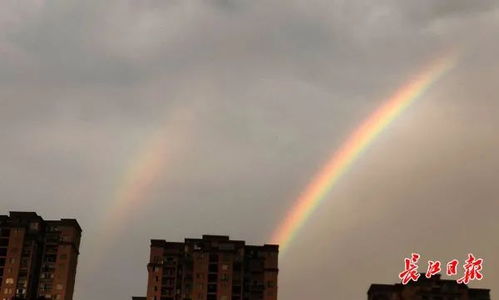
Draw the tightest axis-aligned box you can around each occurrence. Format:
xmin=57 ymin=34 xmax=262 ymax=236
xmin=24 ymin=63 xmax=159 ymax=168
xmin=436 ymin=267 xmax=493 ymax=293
xmin=368 ymin=274 xmax=490 ymax=300
xmin=150 ymin=235 xmax=278 ymax=251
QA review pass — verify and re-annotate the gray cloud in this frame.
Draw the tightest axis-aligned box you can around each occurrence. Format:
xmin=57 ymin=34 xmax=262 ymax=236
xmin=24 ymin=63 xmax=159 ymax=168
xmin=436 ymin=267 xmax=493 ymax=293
xmin=1 ymin=0 xmax=498 ymax=299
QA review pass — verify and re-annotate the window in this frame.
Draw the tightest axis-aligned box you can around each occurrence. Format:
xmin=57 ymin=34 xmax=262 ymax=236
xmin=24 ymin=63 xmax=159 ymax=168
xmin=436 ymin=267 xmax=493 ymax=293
xmin=30 ymin=222 xmax=40 ymax=231
xmin=233 ymin=262 xmax=241 ymax=272
xmin=16 ymin=288 xmax=26 ymax=295
xmin=208 ymin=264 xmax=218 ymax=273
xmin=5 ymin=278 xmax=13 ymax=284
xmin=46 ymin=255 xmax=57 ymax=263
xmin=209 ymin=254 xmax=218 ymax=262
xmin=207 ymin=284 xmax=217 ymax=293
xmin=232 ymin=286 xmax=241 ymax=294
xmin=208 ymin=274 xmax=217 ymax=282
xmin=56 ymin=284 xmax=63 ymax=290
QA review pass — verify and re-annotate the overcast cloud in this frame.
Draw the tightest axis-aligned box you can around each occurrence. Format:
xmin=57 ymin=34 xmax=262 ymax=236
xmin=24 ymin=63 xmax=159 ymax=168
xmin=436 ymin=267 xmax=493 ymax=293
xmin=1 ymin=0 xmax=499 ymax=299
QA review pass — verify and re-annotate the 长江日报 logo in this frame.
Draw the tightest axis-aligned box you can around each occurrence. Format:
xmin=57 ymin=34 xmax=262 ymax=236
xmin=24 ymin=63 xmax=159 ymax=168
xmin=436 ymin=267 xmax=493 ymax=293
xmin=399 ymin=253 xmax=483 ymax=285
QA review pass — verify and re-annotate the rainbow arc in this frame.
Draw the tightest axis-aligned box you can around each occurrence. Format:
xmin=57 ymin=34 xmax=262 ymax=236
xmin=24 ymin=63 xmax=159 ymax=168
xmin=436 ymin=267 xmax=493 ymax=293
xmin=271 ymin=52 xmax=458 ymax=252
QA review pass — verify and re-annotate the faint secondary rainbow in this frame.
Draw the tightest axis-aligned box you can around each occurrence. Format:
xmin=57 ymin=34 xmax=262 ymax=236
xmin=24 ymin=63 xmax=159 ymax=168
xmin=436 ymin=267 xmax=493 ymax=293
xmin=271 ymin=52 xmax=459 ymax=252
xmin=104 ymin=107 xmax=195 ymax=237
xmin=104 ymin=128 xmax=172 ymax=235
xmin=86 ymin=107 xmax=195 ymax=271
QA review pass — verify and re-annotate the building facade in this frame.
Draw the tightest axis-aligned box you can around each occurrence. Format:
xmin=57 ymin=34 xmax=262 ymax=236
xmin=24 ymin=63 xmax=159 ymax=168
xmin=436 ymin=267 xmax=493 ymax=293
xmin=0 ymin=212 xmax=81 ymax=300
xmin=146 ymin=235 xmax=278 ymax=300
xmin=368 ymin=274 xmax=490 ymax=300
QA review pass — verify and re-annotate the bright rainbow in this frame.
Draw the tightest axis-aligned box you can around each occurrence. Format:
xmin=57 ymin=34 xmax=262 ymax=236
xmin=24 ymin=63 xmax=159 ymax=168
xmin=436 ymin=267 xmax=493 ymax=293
xmin=271 ymin=53 xmax=458 ymax=252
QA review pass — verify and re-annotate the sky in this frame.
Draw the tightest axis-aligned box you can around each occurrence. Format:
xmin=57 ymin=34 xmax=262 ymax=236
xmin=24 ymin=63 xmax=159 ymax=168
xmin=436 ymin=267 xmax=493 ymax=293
xmin=1 ymin=0 xmax=499 ymax=299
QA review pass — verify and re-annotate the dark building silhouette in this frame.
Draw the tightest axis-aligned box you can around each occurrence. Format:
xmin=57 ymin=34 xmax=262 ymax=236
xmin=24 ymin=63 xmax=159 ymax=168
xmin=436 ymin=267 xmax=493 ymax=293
xmin=0 ymin=212 xmax=81 ymax=300
xmin=368 ymin=274 xmax=490 ymax=300
xmin=146 ymin=235 xmax=278 ymax=300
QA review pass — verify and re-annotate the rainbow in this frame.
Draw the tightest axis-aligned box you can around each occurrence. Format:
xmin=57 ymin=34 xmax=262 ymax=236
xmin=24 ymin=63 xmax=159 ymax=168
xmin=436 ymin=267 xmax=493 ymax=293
xmin=271 ymin=52 xmax=458 ymax=252
xmin=104 ymin=128 xmax=172 ymax=236
xmin=104 ymin=106 xmax=195 ymax=237
xmin=85 ymin=106 xmax=195 ymax=271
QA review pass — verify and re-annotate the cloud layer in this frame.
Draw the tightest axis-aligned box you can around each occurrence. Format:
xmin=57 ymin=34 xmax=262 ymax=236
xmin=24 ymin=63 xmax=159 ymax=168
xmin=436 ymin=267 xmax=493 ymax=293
xmin=1 ymin=0 xmax=498 ymax=299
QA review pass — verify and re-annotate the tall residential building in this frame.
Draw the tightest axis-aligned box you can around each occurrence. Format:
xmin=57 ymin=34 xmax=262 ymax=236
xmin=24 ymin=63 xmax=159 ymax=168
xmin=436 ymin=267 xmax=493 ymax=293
xmin=0 ymin=212 xmax=82 ymax=300
xmin=367 ymin=274 xmax=490 ymax=300
xmin=145 ymin=235 xmax=278 ymax=300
